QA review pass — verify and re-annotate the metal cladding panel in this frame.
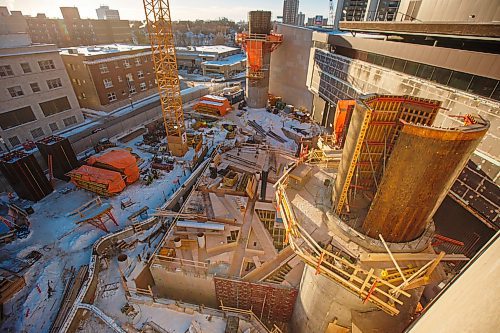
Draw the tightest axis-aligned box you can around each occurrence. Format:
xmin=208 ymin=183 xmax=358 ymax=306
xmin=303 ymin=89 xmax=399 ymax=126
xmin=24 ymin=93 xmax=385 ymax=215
xmin=36 ymin=137 xmax=79 ymax=181
xmin=0 ymin=153 xmax=53 ymax=201
xmin=362 ymin=122 xmax=490 ymax=243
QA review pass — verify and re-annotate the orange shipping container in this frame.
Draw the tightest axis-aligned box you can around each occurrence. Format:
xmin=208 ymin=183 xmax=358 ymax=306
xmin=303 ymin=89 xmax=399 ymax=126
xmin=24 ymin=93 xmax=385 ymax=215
xmin=87 ymin=149 xmax=139 ymax=184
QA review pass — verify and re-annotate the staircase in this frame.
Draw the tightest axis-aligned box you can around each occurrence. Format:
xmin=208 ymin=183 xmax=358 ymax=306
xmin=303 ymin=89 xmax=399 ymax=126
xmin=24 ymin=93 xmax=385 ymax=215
xmin=264 ymin=263 xmax=292 ymax=284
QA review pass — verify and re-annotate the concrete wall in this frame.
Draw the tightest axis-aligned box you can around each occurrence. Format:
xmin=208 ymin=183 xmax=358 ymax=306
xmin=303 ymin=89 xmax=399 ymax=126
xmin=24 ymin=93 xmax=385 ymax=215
xmin=291 ymin=265 xmax=379 ymax=332
xmin=397 ymin=0 xmax=500 ymax=22
xmin=149 ymin=268 xmax=217 ymax=308
xmin=269 ymin=24 xmax=314 ymax=111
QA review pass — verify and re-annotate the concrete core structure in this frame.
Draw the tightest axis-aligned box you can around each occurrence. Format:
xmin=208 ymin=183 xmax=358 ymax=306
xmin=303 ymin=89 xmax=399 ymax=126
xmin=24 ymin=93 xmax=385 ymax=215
xmin=247 ymin=52 xmax=271 ymax=108
xmin=241 ymin=11 xmax=282 ymax=109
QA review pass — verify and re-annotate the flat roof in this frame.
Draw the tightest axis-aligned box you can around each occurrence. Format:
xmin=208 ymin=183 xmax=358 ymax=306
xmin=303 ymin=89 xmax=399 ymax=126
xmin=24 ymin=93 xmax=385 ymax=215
xmin=59 ymin=44 xmax=151 ymax=56
xmin=176 ymin=45 xmax=239 ymax=54
xmin=203 ymin=53 xmax=246 ymax=66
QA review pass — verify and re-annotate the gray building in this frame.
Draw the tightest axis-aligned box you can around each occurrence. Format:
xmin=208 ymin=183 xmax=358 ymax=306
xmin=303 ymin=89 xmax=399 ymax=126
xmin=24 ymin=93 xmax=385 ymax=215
xmin=0 ymin=35 xmax=84 ymax=150
xmin=297 ymin=12 xmax=305 ymax=26
xmin=283 ymin=0 xmax=299 ymax=25
xmin=332 ymin=0 xmax=401 ymax=28
xmin=96 ymin=5 xmax=120 ymax=20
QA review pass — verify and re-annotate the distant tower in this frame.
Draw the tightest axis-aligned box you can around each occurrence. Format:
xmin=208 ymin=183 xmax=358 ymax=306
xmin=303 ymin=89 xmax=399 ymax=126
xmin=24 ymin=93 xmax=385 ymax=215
xmin=283 ymin=0 xmax=299 ymax=25
xmin=96 ymin=5 xmax=120 ymax=20
xmin=237 ymin=11 xmax=283 ymax=108
xmin=297 ymin=12 xmax=305 ymax=26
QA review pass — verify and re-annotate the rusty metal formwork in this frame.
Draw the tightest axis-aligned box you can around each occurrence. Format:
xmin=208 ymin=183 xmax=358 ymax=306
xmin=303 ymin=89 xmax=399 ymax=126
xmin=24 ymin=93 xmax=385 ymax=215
xmin=333 ymin=94 xmax=490 ymax=243
xmin=362 ymin=121 xmax=489 ymax=242
xmin=333 ymin=95 xmax=441 ymax=215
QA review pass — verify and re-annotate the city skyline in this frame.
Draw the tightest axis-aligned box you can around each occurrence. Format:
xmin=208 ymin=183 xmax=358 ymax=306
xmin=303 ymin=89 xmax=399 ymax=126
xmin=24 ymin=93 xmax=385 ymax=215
xmin=0 ymin=0 xmax=330 ymax=22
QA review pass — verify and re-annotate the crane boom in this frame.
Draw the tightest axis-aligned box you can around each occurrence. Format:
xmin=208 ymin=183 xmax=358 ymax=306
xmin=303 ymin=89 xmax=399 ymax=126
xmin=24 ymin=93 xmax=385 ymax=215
xmin=143 ymin=0 xmax=188 ymax=156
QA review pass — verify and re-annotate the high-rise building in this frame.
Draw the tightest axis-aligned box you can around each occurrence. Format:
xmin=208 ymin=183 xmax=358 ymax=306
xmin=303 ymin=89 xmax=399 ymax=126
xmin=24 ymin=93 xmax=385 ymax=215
xmin=96 ymin=5 xmax=120 ymax=20
xmin=282 ymin=0 xmax=299 ymax=25
xmin=0 ymin=26 xmax=83 ymax=149
xmin=297 ymin=12 xmax=305 ymax=26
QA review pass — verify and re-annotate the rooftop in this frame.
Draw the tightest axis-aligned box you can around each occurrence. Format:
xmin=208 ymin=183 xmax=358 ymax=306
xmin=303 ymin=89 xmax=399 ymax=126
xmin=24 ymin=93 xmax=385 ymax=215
xmin=59 ymin=44 xmax=151 ymax=56
xmin=176 ymin=45 xmax=239 ymax=54
xmin=203 ymin=53 xmax=246 ymax=67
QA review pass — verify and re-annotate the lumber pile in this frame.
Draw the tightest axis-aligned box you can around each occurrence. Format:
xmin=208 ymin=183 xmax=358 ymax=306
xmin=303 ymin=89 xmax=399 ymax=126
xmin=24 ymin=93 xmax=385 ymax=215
xmin=0 ymin=268 xmax=25 ymax=305
xmin=49 ymin=265 xmax=89 ymax=333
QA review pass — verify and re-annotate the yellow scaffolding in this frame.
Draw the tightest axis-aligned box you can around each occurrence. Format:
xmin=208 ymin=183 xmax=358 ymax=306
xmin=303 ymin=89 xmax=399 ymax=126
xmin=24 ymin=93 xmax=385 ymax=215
xmin=143 ymin=0 xmax=188 ymax=156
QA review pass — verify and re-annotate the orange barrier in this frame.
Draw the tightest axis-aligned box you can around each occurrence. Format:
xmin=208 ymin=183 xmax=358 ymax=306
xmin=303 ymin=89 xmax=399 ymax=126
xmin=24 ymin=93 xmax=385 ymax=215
xmin=333 ymin=100 xmax=356 ymax=145
xmin=69 ymin=165 xmax=125 ymax=195
xmin=87 ymin=149 xmax=139 ymax=184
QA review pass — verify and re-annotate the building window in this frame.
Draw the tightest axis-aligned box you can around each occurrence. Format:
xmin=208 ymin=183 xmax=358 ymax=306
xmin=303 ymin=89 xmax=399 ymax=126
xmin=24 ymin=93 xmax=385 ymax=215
xmin=126 ymin=73 xmax=134 ymax=82
xmin=117 ymin=76 xmax=123 ymax=82
xmin=103 ymin=78 xmax=113 ymax=88
xmin=39 ymin=96 xmax=71 ymax=116
xmin=137 ymin=70 xmax=144 ymax=79
xmin=7 ymin=86 xmax=24 ymax=98
xmin=129 ymin=86 xmax=136 ymax=94
xmin=63 ymin=116 xmax=77 ymax=127
xmin=30 ymin=127 xmax=45 ymax=139
xmin=0 ymin=106 xmax=36 ymax=130
xmin=431 ymin=67 xmax=452 ymax=85
xmin=46 ymin=78 xmax=63 ymax=89
xmin=122 ymin=90 xmax=126 ymax=95
xmin=467 ymin=76 xmax=497 ymax=98
xmin=142 ymin=56 xmax=148 ymax=63
xmin=20 ymin=62 xmax=32 ymax=73
xmin=140 ymin=82 xmax=147 ymax=91
xmin=8 ymin=136 xmax=21 ymax=147
xmin=107 ymin=92 xmax=117 ymax=102
xmin=449 ymin=71 xmax=473 ymax=91
xmin=135 ymin=57 xmax=141 ymax=66
xmin=0 ymin=65 xmax=14 ymax=77
xmin=80 ymin=92 xmax=87 ymax=100
xmin=49 ymin=122 xmax=59 ymax=131
xmin=38 ymin=60 xmax=56 ymax=71
xmin=123 ymin=59 xmax=131 ymax=68
xmin=99 ymin=63 xmax=109 ymax=74
xmin=30 ymin=82 xmax=41 ymax=93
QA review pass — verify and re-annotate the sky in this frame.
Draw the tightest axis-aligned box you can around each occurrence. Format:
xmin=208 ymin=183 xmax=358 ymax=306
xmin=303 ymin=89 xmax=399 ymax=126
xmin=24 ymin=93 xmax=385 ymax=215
xmin=0 ymin=0 xmax=330 ymax=22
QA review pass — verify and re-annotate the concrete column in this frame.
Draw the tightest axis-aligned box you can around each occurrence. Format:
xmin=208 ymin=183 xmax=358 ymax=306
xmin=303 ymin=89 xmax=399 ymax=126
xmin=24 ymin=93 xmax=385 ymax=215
xmin=246 ymin=51 xmax=271 ymax=108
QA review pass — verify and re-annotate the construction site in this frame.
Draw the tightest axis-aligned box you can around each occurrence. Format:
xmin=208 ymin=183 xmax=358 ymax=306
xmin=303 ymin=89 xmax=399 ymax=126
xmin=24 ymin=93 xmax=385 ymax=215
xmin=0 ymin=2 xmax=499 ymax=333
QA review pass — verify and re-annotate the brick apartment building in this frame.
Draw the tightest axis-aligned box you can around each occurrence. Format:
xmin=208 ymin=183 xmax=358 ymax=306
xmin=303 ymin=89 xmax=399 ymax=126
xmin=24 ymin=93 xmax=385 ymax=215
xmin=60 ymin=45 xmax=157 ymax=110
xmin=0 ymin=6 xmax=132 ymax=48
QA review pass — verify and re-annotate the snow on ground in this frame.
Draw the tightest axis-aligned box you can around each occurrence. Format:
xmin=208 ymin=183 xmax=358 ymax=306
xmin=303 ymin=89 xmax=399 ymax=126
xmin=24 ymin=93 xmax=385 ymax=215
xmin=0 ymin=127 xmax=229 ymax=333
xmin=0 ymin=104 xmax=314 ymax=333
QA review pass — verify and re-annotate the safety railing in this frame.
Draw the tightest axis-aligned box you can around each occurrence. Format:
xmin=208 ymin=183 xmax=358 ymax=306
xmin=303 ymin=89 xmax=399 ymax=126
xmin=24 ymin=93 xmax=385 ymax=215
xmin=274 ymin=162 xmax=410 ymax=316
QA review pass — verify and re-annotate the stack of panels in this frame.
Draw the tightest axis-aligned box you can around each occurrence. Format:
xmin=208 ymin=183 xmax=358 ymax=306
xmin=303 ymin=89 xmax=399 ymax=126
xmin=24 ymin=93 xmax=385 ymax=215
xmin=0 ymin=151 xmax=53 ymax=201
xmin=36 ymin=135 xmax=80 ymax=181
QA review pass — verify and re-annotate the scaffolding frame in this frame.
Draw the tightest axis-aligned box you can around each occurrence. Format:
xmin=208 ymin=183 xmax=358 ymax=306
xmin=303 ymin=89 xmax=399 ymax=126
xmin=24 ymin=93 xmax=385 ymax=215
xmin=236 ymin=33 xmax=283 ymax=80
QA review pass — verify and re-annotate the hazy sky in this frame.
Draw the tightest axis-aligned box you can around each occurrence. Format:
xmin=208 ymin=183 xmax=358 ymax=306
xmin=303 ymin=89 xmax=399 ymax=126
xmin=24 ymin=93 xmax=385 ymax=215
xmin=0 ymin=0 xmax=330 ymax=21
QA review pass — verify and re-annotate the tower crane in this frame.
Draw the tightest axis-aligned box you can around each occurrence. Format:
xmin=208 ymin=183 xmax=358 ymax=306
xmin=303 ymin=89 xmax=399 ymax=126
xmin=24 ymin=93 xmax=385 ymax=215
xmin=142 ymin=0 xmax=188 ymax=156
